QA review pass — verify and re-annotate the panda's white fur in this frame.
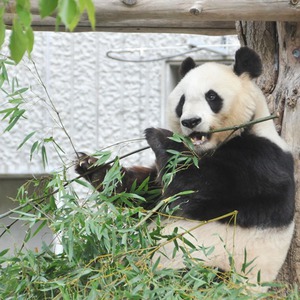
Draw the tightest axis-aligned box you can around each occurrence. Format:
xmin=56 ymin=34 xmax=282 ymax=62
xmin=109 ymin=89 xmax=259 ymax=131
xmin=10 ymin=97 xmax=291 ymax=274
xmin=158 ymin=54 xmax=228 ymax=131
xmin=147 ymin=48 xmax=295 ymax=292
xmin=151 ymin=215 xmax=294 ymax=292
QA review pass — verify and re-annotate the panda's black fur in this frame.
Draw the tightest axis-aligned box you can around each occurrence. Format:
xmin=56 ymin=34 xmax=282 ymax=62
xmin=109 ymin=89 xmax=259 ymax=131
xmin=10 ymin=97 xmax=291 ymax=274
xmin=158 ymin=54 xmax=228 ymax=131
xmin=76 ymin=47 xmax=295 ymax=291
xmin=233 ymin=47 xmax=263 ymax=78
xmin=145 ymin=127 xmax=294 ymax=229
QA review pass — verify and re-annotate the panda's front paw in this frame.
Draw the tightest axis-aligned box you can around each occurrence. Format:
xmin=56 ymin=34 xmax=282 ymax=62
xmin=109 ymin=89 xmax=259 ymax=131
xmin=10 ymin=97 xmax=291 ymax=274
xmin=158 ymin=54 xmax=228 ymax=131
xmin=145 ymin=127 xmax=173 ymax=153
xmin=145 ymin=127 xmax=188 ymax=154
xmin=75 ymin=152 xmax=98 ymax=175
xmin=75 ymin=152 xmax=108 ymax=190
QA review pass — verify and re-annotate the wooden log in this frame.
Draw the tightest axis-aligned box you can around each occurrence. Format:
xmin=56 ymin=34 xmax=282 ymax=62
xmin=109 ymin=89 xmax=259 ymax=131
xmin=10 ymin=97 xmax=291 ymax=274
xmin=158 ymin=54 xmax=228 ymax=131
xmin=4 ymin=13 xmax=236 ymax=35
xmin=277 ymin=22 xmax=300 ymax=286
xmin=4 ymin=0 xmax=300 ymax=35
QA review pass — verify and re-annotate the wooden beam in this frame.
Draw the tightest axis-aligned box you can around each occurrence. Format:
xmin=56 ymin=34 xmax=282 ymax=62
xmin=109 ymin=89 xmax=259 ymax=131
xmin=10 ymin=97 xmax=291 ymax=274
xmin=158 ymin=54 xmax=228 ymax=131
xmin=4 ymin=14 xmax=236 ymax=35
xmin=5 ymin=0 xmax=300 ymax=35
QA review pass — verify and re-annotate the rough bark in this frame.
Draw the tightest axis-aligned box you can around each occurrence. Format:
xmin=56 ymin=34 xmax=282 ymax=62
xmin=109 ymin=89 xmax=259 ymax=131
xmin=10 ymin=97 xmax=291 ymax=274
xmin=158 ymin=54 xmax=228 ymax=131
xmin=236 ymin=21 xmax=300 ymax=287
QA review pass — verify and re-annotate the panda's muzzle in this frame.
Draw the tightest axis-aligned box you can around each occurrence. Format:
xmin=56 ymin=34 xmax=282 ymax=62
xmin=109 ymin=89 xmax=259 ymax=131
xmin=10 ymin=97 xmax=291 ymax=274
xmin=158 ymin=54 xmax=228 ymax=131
xmin=189 ymin=132 xmax=211 ymax=145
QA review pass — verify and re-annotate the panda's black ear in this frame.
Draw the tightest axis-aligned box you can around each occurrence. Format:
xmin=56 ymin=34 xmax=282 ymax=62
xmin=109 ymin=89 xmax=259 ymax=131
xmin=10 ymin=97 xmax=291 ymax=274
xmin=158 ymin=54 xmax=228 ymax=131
xmin=179 ymin=57 xmax=196 ymax=78
xmin=233 ymin=47 xmax=262 ymax=78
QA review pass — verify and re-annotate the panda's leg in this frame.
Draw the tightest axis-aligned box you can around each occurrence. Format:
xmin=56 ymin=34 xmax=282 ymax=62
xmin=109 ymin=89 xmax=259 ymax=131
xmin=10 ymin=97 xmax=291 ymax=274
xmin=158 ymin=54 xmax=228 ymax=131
xmin=75 ymin=152 xmax=158 ymax=194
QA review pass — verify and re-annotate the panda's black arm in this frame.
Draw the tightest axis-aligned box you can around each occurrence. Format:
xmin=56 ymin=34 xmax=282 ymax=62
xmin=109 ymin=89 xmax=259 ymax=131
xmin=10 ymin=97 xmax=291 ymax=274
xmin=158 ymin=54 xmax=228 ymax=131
xmin=75 ymin=153 xmax=159 ymax=194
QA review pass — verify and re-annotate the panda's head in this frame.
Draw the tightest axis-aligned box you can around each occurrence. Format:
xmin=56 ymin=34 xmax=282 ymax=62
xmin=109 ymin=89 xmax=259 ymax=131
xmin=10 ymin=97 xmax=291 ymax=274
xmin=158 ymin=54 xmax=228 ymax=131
xmin=167 ymin=47 xmax=271 ymax=154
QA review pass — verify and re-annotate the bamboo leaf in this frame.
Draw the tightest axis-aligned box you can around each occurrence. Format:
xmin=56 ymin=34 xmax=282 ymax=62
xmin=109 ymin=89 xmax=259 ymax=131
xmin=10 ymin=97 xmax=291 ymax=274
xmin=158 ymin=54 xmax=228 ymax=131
xmin=0 ymin=107 xmax=15 ymax=118
xmin=0 ymin=249 xmax=9 ymax=257
xmin=30 ymin=140 xmax=40 ymax=160
xmin=5 ymin=108 xmax=26 ymax=131
xmin=18 ymin=131 xmax=36 ymax=149
xmin=32 ymin=220 xmax=47 ymax=238
xmin=8 ymin=87 xmax=29 ymax=97
xmin=41 ymin=145 xmax=48 ymax=168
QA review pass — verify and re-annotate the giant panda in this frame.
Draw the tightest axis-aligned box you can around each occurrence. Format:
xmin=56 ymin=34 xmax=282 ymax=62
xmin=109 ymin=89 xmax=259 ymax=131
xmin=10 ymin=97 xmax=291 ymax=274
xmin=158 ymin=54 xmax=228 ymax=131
xmin=76 ymin=47 xmax=295 ymax=291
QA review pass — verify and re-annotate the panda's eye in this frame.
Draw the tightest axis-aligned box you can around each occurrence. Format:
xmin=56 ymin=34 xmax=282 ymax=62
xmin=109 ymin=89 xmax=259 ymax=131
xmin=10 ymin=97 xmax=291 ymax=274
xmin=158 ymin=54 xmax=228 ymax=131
xmin=204 ymin=90 xmax=223 ymax=113
xmin=205 ymin=90 xmax=218 ymax=101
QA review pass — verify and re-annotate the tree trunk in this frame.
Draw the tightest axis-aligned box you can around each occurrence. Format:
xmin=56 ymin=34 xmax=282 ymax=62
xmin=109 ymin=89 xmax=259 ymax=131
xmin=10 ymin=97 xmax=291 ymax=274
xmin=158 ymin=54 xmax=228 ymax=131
xmin=236 ymin=21 xmax=300 ymax=286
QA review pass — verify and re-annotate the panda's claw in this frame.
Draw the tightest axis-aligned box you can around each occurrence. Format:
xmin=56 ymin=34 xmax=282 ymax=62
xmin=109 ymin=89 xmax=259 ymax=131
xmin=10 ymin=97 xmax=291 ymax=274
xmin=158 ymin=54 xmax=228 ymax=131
xmin=75 ymin=152 xmax=95 ymax=175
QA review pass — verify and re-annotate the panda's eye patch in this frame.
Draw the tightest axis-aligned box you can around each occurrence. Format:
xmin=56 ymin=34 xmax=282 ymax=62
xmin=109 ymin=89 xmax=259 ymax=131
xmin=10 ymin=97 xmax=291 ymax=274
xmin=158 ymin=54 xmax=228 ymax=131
xmin=176 ymin=94 xmax=185 ymax=118
xmin=205 ymin=90 xmax=223 ymax=113
xmin=205 ymin=90 xmax=218 ymax=101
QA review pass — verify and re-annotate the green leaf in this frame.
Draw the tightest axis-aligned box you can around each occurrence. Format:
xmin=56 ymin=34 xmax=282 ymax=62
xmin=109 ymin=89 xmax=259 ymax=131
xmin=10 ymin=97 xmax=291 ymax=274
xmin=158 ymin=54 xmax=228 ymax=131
xmin=39 ymin=0 xmax=58 ymax=18
xmin=30 ymin=140 xmax=40 ymax=160
xmin=84 ymin=0 xmax=95 ymax=29
xmin=5 ymin=108 xmax=26 ymax=131
xmin=16 ymin=0 xmax=31 ymax=25
xmin=18 ymin=131 xmax=36 ymax=149
xmin=8 ymin=87 xmax=29 ymax=97
xmin=94 ymin=151 xmax=111 ymax=166
xmin=0 ymin=248 xmax=9 ymax=257
xmin=52 ymin=138 xmax=65 ymax=153
xmin=180 ymin=236 xmax=196 ymax=249
xmin=8 ymin=0 xmax=33 ymax=62
xmin=68 ymin=12 xmax=80 ymax=31
xmin=74 ymin=178 xmax=93 ymax=189
xmin=151 ymin=256 xmax=161 ymax=273
xmin=58 ymin=0 xmax=79 ymax=31
xmin=25 ymin=27 xmax=34 ymax=54
xmin=55 ymin=14 xmax=62 ymax=31
xmin=41 ymin=145 xmax=48 ymax=168
xmin=78 ymin=0 xmax=85 ymax=12
xmin=32 ymin=220 xmax=47 ymax=238
xmin=9 ymin=19 xmax=27 ymax=64
xmin=0 ymin=107 xmax=15 ymax=117
xmin=0 ymin=7 xmax=5 ymax=48
xmin=0 ymin=60 xmax=9 ymax=88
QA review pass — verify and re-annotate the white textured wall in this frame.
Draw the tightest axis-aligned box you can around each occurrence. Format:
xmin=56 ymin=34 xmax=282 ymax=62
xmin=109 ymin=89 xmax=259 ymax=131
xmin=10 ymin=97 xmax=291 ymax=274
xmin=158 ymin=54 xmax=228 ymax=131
xmin=0 ymin=32 xmax=238 ymax=175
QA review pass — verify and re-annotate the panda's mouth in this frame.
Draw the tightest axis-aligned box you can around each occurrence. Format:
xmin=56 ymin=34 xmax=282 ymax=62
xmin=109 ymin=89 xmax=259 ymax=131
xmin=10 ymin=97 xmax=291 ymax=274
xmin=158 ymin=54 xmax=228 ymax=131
xmin=189 ymin=132 xmax=211 ymax=146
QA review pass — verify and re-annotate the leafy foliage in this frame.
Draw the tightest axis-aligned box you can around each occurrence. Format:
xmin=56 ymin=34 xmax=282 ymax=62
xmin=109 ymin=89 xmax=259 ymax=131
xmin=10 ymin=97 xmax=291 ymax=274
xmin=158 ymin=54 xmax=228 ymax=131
xmin=0 ymin=0 xmax=96 ymax=63
xmin=0 ymin=153 xmax=299 ymax=299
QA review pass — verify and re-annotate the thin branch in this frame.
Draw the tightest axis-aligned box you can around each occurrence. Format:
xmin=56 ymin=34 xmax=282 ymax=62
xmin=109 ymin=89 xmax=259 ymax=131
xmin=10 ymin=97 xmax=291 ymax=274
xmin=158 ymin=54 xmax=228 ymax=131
xmin=30 ymin=59 xmax=79 ymax=159
xmin=208 ymin=113 xmax=278 ymax=134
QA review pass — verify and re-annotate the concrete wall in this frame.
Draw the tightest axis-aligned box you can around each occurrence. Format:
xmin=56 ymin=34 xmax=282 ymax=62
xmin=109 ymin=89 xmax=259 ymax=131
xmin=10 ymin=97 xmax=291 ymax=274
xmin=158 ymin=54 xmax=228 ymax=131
xmin=0 ymin=32 xmax=238 ymax=174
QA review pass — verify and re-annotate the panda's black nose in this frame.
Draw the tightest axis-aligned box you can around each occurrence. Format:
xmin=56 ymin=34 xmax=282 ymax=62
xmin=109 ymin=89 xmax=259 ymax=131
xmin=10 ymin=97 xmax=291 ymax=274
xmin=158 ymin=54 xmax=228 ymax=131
xmin=181 ymin=118 xmax=202 ymax=129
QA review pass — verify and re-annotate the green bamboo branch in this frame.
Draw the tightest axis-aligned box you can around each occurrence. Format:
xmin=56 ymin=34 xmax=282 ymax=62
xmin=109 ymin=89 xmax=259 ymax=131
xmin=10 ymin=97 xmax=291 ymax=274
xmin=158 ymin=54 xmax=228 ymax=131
xmin=208 ymin=113 xmax=278 ymax=134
